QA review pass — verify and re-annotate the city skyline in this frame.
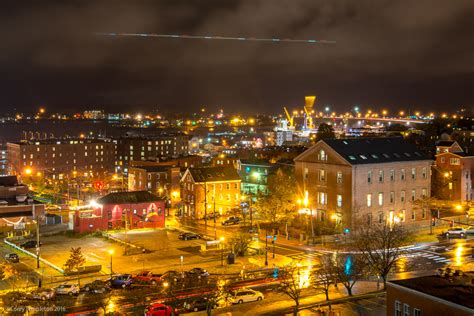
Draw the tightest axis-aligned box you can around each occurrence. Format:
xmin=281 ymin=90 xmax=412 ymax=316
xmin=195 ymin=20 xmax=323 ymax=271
xmin=1 ymin=1 xmax=473 ymax=114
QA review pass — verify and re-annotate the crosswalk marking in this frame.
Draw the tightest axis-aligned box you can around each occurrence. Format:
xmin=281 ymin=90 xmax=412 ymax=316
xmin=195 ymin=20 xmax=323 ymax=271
xmin=288 ymin=252 xmax=322 ymax=261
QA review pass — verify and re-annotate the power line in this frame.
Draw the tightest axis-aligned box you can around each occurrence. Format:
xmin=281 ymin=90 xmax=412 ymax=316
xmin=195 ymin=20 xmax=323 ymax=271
xmin=96 ymin=32 xmax=336 ymax=44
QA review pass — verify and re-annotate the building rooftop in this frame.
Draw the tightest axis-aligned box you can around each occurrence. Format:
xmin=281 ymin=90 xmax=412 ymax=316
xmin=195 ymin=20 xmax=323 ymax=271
xmin=188 ymin=167 xmax=241 ymax=183
xmin=10 ymin=138 xmax=113 ymax=146
xmin=97 ymin=191 xmax=163 ymax=205
xmin=240 ymin=159 xmax=273 ymax=167
xmin=130 ymin=165 xmax=171 ymax=173
xmin=0 ymin=176 xmax=19 ymax=187
xmin=435 ymin=140 xmax=458 ymax=147
xmin=322 ymin=137 xmax=430 ymax=165
xmin=390 ymin=273 xmax=474 ymax=309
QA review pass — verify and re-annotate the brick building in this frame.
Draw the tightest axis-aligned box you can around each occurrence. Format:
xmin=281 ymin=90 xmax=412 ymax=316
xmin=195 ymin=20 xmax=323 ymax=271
xmin=432 ymin=141 xmax=473 ymax=202
xmin=387 ymin=274 xmax=474 ymax=316
xmin=72 ymin=191 xmax=165 ymax=233
xmin=237 ymin=159 xmax=276 ymax=196
xmin=115 ymin=134 xmax=189 ymax=174
xmin=294 ymin=138 xmax=432 ymax=229
xmin=7 ymin=138 xmax=115 ymax=180
xmin=128 ymin=165 xmax=181 ymax=199
xmin=181 ymin=167 xmax=241 ymax=218
xmin=0 ymin=176 xmax=45 ymax=231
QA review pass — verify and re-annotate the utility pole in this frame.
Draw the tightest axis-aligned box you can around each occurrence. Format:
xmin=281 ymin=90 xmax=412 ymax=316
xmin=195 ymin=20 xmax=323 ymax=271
xmin=213 ymin=198 xmax=217 ymax=240
xmin=204 ymin=183 xmax=208 ymax=228
xmin=265 ymin=230 xmax=268 ymax=266
xmin=34 ymin=203 xmax=40 ymax=269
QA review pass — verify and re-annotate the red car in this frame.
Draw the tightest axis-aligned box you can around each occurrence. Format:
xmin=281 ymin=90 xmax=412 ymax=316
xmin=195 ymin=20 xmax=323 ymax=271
xmin=133 ymin=271 xmax=163 ymax=286
xmin=144 ymin=303 xmax=178 ymax=316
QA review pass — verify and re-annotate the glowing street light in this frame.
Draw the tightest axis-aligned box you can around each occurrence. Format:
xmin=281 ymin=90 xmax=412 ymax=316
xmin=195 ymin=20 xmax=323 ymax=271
xmin=24 ymin=168 xmax=32 ymax=175
xmin=108 ymin=249 xmax=114 ymax=278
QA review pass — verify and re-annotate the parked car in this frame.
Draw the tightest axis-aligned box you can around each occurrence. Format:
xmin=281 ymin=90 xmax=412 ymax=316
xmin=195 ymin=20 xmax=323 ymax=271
xmin=55 ymin=283 xmax=79 ymax=296
xmin=228 ymin=288 xmax=264 ymax=304
xmin=133 ymin=271 xmax=163 ymax=286
xmin=178 ymin=232 xmax=200 ymax=240
xmin=186 ymin=267 xmax=209 ymax=278
xmin=203 ymin=212 xmax=221 ymax=220
xmin=27 ymin=289 xmax=56 ymax=301
xmin=183 ymin=297 xmax=213 ymax=312
xmin=82 ymin=280 xmax=110 ymax=293
xmin=144 ymin=303 xmax=179 ymax=316
xmin=28 ymin=288 xmax=55 ymax=301
xmin=465 ymin=226 xmax=474 ymax=235
xmin=4 ymin=253 xmax=19 ymax=263
xmin=20 ymin=240 xmax=41 ymax=249
xmin=221 ymin=216 xmax=241 ymax=226
xmin=109 ymin=274 xmax=133 ymax=288
xmin=162 ymin=270 xmax=184 ymax=284
xmin=446 ymin=227 xmax=466 ymax=238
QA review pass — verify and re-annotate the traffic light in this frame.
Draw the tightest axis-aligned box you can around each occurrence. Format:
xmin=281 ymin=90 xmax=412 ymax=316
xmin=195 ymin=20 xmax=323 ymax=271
xmin=344 ymin=228 xmax=350 ymax=235
xmin=431 ymin=218 xmax=436 ymax=226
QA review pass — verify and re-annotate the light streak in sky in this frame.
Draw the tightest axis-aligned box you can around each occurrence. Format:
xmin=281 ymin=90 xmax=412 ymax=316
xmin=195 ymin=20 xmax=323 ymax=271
xmin=96 ymin=32 xmax=336 ymax=44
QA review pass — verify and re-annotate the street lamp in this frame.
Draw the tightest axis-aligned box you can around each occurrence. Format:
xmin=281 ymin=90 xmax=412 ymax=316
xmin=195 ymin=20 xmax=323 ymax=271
xmin=220 ymin=237 xmax=225 ymax=267
xmin=108 ymin=249 xmax=114 ymax=278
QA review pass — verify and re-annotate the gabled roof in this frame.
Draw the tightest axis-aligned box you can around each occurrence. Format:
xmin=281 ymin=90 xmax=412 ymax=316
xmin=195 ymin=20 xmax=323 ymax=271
xmin=296 ymin=137 xmax=431 ymax=165
xmin=97 ymin=191 xmax=163 ymax=205
xmin=186 ymin=167 xmax=241 ymax=183
xmin=435 ymin=140 xmax=457 ymax=147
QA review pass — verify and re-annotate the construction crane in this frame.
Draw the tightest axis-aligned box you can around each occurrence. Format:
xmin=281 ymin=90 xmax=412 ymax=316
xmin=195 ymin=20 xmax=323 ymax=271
xmin=283 ymin=107 xmax=294 ymax=128
xmin=304 ymin=96 xmax=316 ymax=129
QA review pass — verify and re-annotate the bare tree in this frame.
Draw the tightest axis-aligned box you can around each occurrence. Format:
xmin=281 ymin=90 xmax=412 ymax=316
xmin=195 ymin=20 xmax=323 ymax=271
xmin=278 ymin=264 xmax=306 ymax=315
xmin=353 ymin=221 xmax=411 ymax=289
xmin=332 ymin=253 xmax=366 ymax=296
xmin=201 ymin=278 xmax=229 ymax=316
xmin=312 ymin=255 xmax=334 ymax=301
xmin=227 ymin=232 xmax=252 ymax=256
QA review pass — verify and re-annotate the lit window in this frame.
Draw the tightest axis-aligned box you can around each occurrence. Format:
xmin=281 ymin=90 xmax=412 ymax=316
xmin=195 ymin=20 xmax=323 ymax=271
xmin=411 ymin=168 xmax=416 ymax=180
xmin=450 ymin=158 xmax=460 ymax=165
xmin=378 ymin=193 xmax=383 ymax=206
xmin=336 ymin=171 xmax=342 ymax=184
xmin=367 ymin=194 xmax=372 ymax=207
xmin=319 ymin=170 xmax=326 ymax=181
xmin=411 ymin=189 xmax=416 ymax=201
xmin=337 ymin=195 xmax=342 ymax=208
xmin=319 ymin=149 xmax=326 ymax=161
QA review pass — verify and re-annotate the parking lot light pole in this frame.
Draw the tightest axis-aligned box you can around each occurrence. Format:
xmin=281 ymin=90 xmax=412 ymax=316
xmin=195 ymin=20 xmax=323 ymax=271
xmin=108 ymin=249 xmax=114 ymax=278
xmin=265 ymin=230 xmax=268 ymax=266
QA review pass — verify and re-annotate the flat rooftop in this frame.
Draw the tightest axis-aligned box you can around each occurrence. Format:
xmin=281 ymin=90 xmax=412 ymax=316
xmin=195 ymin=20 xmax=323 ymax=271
xmin=391 ymin=273 xmax=474 ymax=309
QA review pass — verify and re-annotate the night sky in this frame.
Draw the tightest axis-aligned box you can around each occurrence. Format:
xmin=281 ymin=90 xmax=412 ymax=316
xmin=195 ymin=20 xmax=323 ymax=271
xmin=1 ymin=0 xmax=473 ymax=114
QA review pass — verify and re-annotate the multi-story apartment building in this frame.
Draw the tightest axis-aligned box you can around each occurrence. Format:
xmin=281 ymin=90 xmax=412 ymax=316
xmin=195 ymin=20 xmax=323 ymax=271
xmin=128 ymin=165 xmax=181 ymax=197
xmin=181 ymin=167 xmax=241 ymax=218
xmin=294 ymin=138 xmax=432 ymax=229
xmin=432 ymin=141 xmax=473 ymax=202
xmin=115 ymin=134 xmax=189 ymax=174
xmin=7 ymin=138 xmax=115 ymax=180
xmin=0 ymin=144 xmax=7 ymax=175
xmin=237 ymin=159 xmax=276 ymax=196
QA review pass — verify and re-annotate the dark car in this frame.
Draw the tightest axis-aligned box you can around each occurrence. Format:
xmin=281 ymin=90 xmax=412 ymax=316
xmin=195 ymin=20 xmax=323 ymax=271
xmin=20 ymin=240 xmax=41 ymax=249
xmin=221 ymin=216 xmax=241 ymax=226
xmin=178 ymin=232 xmax=200 ymax=240
xmin=186 ymin=267 xmax=210 ymax=278
xmin=203 ymin=212 xmax=221 ymax=220
xmin=162 ymin=270 xmax=184 ymax=284
xmin=109 ymin=274 xmax=133 ymax=288
xmin=82 ymin=280 xmax=110 ymax=293
xmin=184 ymin=297 xmax=214 ymax=312
xmin=4 ymin=253 xmax=19 ymax=263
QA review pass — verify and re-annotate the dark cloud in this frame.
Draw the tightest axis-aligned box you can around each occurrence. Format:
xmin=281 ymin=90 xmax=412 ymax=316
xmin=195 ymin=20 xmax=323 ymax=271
xmin=0 ymin=0 xmax=473 ymax=114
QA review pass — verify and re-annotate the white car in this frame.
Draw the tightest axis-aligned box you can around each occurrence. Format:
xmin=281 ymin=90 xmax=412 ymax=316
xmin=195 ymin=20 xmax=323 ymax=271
xmin=465 ymin=226 xmax=474 ymax=235
xmin=55 ymin=283 xmax=80 ymax=296
xmin=228 ymin=288 xmax=264 ymax=304
xmin=446 ymin=227 xmax=466 ymax=238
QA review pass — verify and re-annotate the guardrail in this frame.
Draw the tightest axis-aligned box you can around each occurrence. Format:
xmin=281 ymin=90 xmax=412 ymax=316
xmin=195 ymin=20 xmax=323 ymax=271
xmin=3 ymin=238 xmax=65 ymax=274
